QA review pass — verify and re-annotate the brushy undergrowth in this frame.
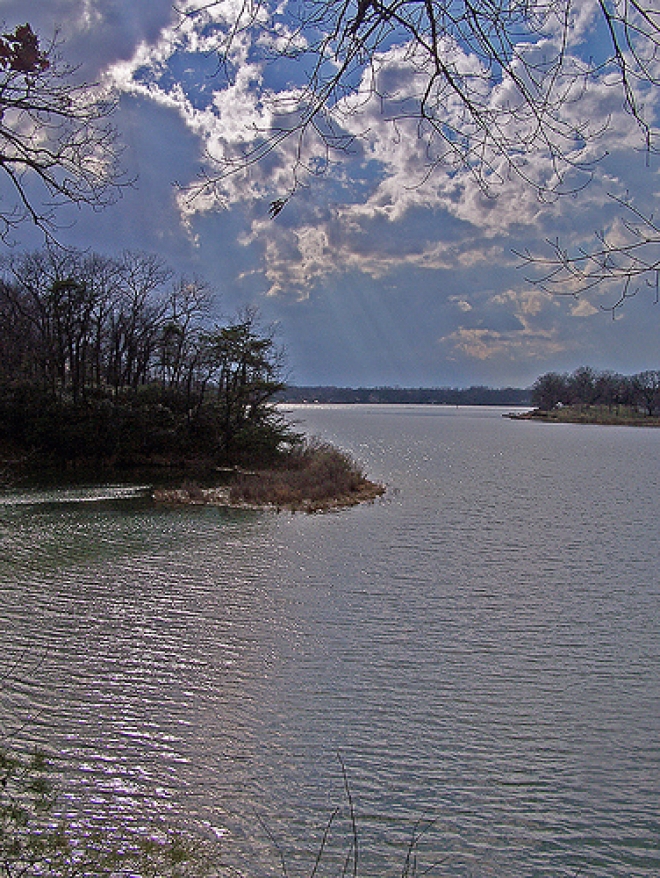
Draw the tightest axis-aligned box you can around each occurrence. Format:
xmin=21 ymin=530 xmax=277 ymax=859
xmin=228 ymin=438 xmax=385 ymax=511
xmin=0 ymin=748 xmax=224 ymax=878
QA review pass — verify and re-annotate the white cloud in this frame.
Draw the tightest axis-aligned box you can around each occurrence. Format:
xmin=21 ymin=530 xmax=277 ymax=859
xmin=570 ymin=299 xmax=600 ymax=317
xmin=440 ymin=326 xmax=567 ymax=362
xmin=439 ymin=286 xmax=569 ymax=362
xmin=49 ymin=0 xmax=659 ymax=331
xmin=102 ymin=1 xmax=658 ymax=226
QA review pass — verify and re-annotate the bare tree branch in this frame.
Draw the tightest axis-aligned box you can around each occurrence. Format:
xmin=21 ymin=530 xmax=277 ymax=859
xmin=0 ymin=23 xmax=127 ymax=242
xmin=168 ymin=2 xmax=660 ymax=304
xmin=178 ymin=1 xmax=658 ymax=204
xmin=516 ymin=193 xmax=660 ymax=312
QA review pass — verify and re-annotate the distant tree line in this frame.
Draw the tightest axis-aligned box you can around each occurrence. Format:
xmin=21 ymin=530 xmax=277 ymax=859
xmin=0 ymin=248 xmax=292 ymax=469
xmin=278 ymin=386 xmax=531 ymax=406
xmin=531 ymin=367 xmax=660 ymax=416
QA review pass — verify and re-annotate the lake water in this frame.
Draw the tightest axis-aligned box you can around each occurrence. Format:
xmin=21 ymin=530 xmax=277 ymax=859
xmin=1 ymin=405 xmax=659 ymax=877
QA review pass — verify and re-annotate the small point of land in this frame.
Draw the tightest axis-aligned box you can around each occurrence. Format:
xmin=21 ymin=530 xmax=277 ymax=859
xmin=152 ymin=475 xmax=386 ymax=513
xmin=151 ymin=444 xmax=386 ymax=513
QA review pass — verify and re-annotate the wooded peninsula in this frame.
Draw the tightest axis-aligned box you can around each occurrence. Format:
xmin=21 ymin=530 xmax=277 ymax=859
xmin=0 ymin=248 xmax=383 ymax=510
xmin=516 ymin=366 xmax=660 ymax=426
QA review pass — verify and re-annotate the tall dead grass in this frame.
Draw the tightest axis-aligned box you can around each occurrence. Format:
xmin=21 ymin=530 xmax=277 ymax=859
xmin=228 ymin=439 xmax=385 ymax=511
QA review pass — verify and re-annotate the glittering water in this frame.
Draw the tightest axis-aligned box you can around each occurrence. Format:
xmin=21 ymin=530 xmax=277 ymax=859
xmin=1 ymin=406 xmax=659 ymax=877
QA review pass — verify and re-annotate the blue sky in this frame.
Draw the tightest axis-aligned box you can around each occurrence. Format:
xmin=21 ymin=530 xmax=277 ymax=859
xmin=4 ymin=0 xmax=660 ymax=387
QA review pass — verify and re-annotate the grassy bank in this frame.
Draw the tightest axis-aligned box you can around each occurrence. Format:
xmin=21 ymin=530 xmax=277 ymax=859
xmin=508 ymin=405 xmax=660 ymax=427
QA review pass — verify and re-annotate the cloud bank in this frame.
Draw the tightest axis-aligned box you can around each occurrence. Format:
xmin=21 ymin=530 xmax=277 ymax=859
xmin=7 ymin=1 xmax=660 ymax=384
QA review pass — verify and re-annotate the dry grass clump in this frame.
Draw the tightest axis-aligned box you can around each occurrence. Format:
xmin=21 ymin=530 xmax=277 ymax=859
xmin=228 ymin=439 xmax=385 ymax=512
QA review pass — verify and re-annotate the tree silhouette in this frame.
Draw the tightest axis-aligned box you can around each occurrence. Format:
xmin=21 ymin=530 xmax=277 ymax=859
xmin=0 ymin=23 xmax=125 ymax=240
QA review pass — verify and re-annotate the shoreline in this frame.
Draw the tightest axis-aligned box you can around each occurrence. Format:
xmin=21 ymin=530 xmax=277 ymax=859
xmin=1 ymin=443 xmax=386 ymax=514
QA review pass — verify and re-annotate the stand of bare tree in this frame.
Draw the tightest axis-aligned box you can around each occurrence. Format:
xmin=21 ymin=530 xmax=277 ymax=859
xmin=531 ymin=365 xmax=660 ymax=416
xmin=0 ymin=248 xmax=292 ymax=470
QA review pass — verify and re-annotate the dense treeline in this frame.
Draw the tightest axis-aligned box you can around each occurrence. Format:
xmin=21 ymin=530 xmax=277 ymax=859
xmin=0 ymin=248 xmax=293 ymax=469
xmin=531 ymin=366 xmax=660 ymax=416
xmin=279 ymin=385 xmax=531 ymax=405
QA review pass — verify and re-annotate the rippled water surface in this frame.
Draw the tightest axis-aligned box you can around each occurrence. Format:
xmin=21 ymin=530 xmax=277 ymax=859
xmin=1 ymin=406 xmax=659 ymax=877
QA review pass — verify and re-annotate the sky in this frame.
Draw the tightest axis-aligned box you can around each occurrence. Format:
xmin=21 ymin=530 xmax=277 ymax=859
xmin=3 ymin=0 xmax=660 ymax=388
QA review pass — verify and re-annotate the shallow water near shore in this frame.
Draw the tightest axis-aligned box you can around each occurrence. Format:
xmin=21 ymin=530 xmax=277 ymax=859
xmin=1 ymin=405 xmax=659 ymax=877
